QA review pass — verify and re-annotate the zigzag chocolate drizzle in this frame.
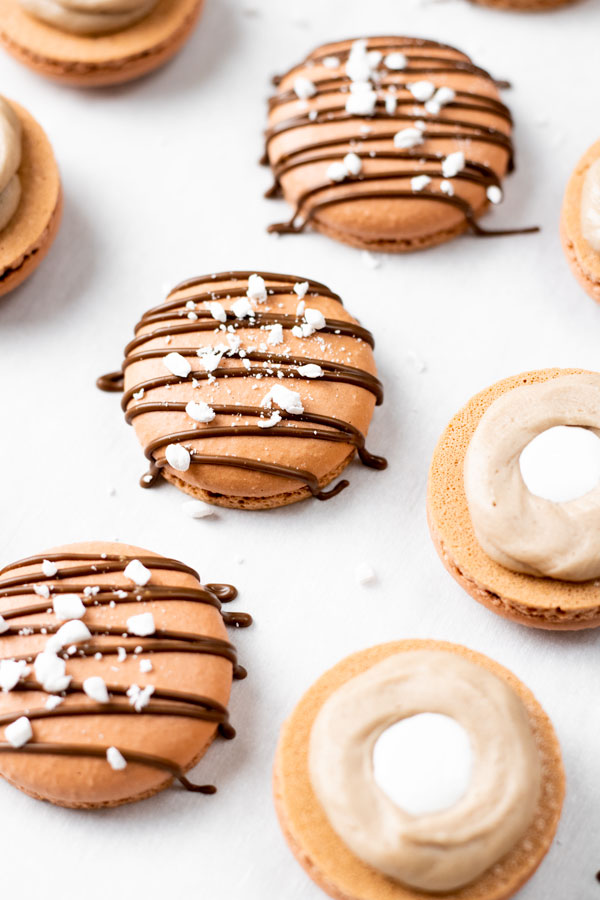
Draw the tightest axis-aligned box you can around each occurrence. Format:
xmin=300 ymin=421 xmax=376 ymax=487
xmin=0 ymin=551 xmax=251 ymax=794
xmin=264 ymin=37 xmax=538 ymax=239
xmin=98 ymin=271 xmax=387 ymax=501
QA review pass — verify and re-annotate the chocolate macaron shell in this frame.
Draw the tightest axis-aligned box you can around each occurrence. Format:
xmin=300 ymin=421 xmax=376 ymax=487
xmin=0 ymin=0 xmax=204 ymax=87
xmin=0 ymin=100 xmax=61 ymax=297
xmin=266 ymin=38 xmax=516 ymax=251
xmin=0 ymin=541 xmax=245 ymax=808
xmin=104 ymin=272 xmax=385 ymax=509
xmin=427 ymin=368 xmax=600 ymax=629
xmin=560 ymin=139 xmax=600 ymax=304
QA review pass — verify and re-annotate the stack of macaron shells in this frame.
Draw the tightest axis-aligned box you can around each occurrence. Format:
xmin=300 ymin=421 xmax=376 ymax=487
xmin=264 ymin=36 xmax=528 ymax=251
xmin=0 ymin=541 xmax=250 ymax=808
xmin=98 ymin=270 xmax=386 ymax=509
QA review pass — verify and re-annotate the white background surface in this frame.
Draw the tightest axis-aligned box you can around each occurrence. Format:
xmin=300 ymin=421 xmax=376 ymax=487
xmin=0 ymin=0 xmax=599 ymax=896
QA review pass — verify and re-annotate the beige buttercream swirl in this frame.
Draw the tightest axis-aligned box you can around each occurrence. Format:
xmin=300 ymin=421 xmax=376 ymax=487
xmin=0 ymin=98 xmax=22 ymax=233
xmin=465 ymin=373 xmax=600 ymax=581
xmin=309 ymin=650 xmax=540 ymax=893
xmin=17 ymin=0 xmax=159 ymax=35
xmin=581 ymin=158 xmax=600 ymax=253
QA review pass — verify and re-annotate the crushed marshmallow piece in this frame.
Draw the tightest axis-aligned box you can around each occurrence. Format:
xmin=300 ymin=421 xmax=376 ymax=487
xmin=296 ymin=299 xmax=306 ymax=317
xmin=361 ymin=250 xmax=381 ymax=269
xmin=0 ymin=615 xmax=8 ymax=635
xmin=345 ymin=84 xmax=377 ymax=116
xmin=196 ymin=347 xmax=224 ymax=373
xmin=35 ymin=651 xmax=71 ymax=693
xmin=393 ymin=128 xmax=424 ymax=149
xmin=293 ymin=76 xmax=317 ymax=99
xmin=206 ymin=301 xmax=227 ymax=323
xmin=304 ymin=308 xmax=326 ymax=331
xmin=127 ymin=684 xmax=155 ymax=712
xmin=385 ymin=94 xmax=397 ymax=115
xmin=356 ymin=562 xmax=376 ymax=585
xmin=323 ymin=55 xmax=340 ymax=68
xmin=232 ymin=297 xmax=253 ymax=318
xmin=257 ymin=412 xmax=282 ymax=429
xmin=163 ymin=352 xmax=191 ymax=378
xmin=83 ymin=676 xmax=109 ymax=704
xmin=33 ymin=584 xmax=50 ymax=599
xmin=262 ymin=385 xmax=304 ymax=414
xmin=182 ymin=499 xmax=215 ymax=519
xmin=327 ymin=161 xmax=348 ymax=182
xmin=297 ymin=364 xmax=323 ymax=378
xmin=345 ymin=39 xmax=372 ymax=82
xmin=165 ymin=443 xmax=191 ymax=472
xmin=487 ymin=185 xmax=503 ymax=204
xmin=267 ymin=323 xmax=284 ymax=346
xmin=46 ymin=620 xmax=91 ymax=653
xmin=124 ymin=559 xmax=151 ymax=587
xmin=53 ymin=594 xmax=86 ymax=621
xmin=5 ymin=716 xmax=32 ymax=748
xmin=0 ymin=659 xmax=29 ymax=692
xmin=139 ymin=659 xmax=153 ymax=674
xmin=41 ymin=559 xmax=57 ymax=577
xmin=442 ymin=151 xmax=465 ymax=178
xmin=107 ymin=746 xmax=127 ymax=771
xmin=440 ymin=179 xmax=454 ymax=196
xmin=247 ymin=273 xmax=267 ymax=302
xmin=411 ymin=175 xmax=431 ymax=192
xmin=293 ymin=281 xmax=309 ymax=298
xmin=45 ymin=695 xmax=64 ymax=711
xmin=425 ymin=85 xmax=455 ymax=115
xmin=408 ymin=81 xmax=435 ymax=102
xmin=343 ymin=152 xmax=362 ymax=175
xmin=126 ymin=613 xmax=155 ymax=637
xmin=186 ymin=400 xmax=216 ymax=423
xmin=117 ymin=647 xmax=127 ymax=662
xmin=385 ymin=51 xmax=407 ymax=70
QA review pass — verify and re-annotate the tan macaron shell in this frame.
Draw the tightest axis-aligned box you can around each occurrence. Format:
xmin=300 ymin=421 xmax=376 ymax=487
xmin=469 ymin=0 xmax=577 ymax=10
xmin=274 ymin=640 xmax=564 ymax=900
xmin=0 ymin=99 xmax=61 ymax=297
xmin=0 ymin=541 xmax=238 ymax=808
xmin=561 ymin=139 xmax=600 ymax=303
xmin=115 ymin=273 xmax=383 ymax=509
xmin=266 ymin=38 xmax=512 ymax=252
xmin=0 ymin=0 xmax=204 ymax=86
xmin=427 ymin=368 xmax=600 ymax=629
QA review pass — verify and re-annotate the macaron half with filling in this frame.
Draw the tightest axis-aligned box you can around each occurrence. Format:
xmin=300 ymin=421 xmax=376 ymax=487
xmin=561 ymin=139 xmax=600 ymax=304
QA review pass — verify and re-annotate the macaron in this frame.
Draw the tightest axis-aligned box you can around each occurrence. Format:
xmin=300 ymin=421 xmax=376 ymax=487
xmin=264 ymin=37 xmax=537 ymax=252
xmin=561 ymin=139 xmax=600 ymax=304
xmin=0 ymin=97 xmax=61 ymax=298
xmin=427 ymin=368 xmax=600 ymax=629
xmin=469 ymin=0 xmax=577 ymax=10
xmin=0 ymin=541 xmax=251 ymax=808
xmin=97 ymin=270 xmax=387 ymax=510
xmin=274 ymin=640 xmax=564 ymax=900
xmin=0 ymin=0 xmax=205 ymax=87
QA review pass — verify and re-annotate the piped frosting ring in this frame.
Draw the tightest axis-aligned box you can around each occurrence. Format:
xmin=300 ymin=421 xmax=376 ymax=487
xmin=464 ymin=373 xmax=600 ymax=581
xmin=309 ymin=650 xmax=541 ymax=893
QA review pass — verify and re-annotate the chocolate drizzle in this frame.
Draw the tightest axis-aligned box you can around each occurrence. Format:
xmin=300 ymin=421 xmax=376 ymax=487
xmin=264 ymin=37 xmax=538 ymax=240
xmin=0 ymin=550 xmax=251 ymax=795
xmin=97 ymin=271 xmax=386 ymax=502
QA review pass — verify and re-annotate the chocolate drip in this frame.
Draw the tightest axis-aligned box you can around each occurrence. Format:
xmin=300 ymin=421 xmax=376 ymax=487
xmin=264 ymin=37 xmax=537 ymax=239
xmin=97 ymin=271 xmax=387 ymax=501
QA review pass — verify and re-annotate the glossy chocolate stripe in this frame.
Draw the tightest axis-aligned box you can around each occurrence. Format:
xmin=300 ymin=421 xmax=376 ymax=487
xmin=0 ymin=553 xmax=199 ymax=581
xmin=165 ymin=270 xmax=342 ymax=303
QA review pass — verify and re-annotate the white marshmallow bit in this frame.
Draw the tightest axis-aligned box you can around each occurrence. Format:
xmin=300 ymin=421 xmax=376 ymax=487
xmin=33 ymin=583 xmax=50 ymax=599
xmin=440 ymin=179 xmax=455 ymax=196
xmin=385 ymin=94 xmax=397 ymax=115
xmin=442 ymin=151 xmax=465 ymax=178
xmin=46 ymin=620 xmax=91 ymax=653
xmin=343 ymin=152 xmax=362 ymax=175
xmin=186 ymin=400 xmax=215 ymax=423
xmin=393 ymin=128 xmax=424 ymax=149
xmin=345 ymin=86 xmax=377 ymax=116
xmin=0 ymin=659 xmax=29 ymax=692
xmin=408 ymin=81 xmax=435 ymax=102
xmin=487 ymin=185 xmax=503 ymax=204
xmin=5 ymin=716 xmax=32 ymax=748
xmin=246 ymin=273 xmax=267 ymax=302
xmin=127 ymin=684 xmax=155 ymax=712
xmin=0 ymin=615 xmax=8 ymax=635
xmin=296 ymin=299 xmax=306 ymax=317
xmin=356 ymin=562 xmax=376 ymax=585
xmin=323 ymin=55 xmax=340 ymax=69
xmin=304 ymin=308 xmax=326 ymax=331
xmin=165 ymin=443 xmax=191 ymax=472
xmin=107 ymin=746 xmax=127 ymax=771
xmin=83 ymin=676 xmax=109 ymax=704
xmin=367 ymin=50 xmax=382 ymax=68
xmin=206 ymin=301 xmax=227 ymax=323
xmin=182 ymin=499 xmax=215 ymax=519
xmin=232 ymin=297 xmax=253 ymax=318
xmin=327 ymin=162 xmax=348 ymax=182
xmin=257 ymin=412 xmax=282 ymax=429
xmin=293 ymin=281 xmax=309 ymax=298
xmin=197 ymin=347 xmax=224 ymax=373
xmin=267 ymin=323 xmax=284 ymax=345
xmin=345 ymin=39 xmax=371 ymax=82
xmin=53 ymin=593 xmax=86 ymax=621
xmin=361 ymin=250 xmax=381 ymax=269
xmin=293 ymin=76 xmax=317 ymax=99
xmin=163 ymin=352 xmax=191 ymax=378
xmin=41 ymin=559 xmax=57 ymax=577
xmin=34 ymin=652 xmax=71 ymax=693
xmin=384 ymin=52 xmax=407 ymax=71
xmin=139 ymin=659 xmax=153 ymax=674
xmin=45 ymin=695 xmax=64 ymax=711
xmin=297 ymin=364 xmax=323 ymax=378
xmin=124 ymin=559 xmax=152 ymax=587
xmin=126 ymin=612 xmax=155 ymax=637
xmin=262 ymin=385 xmax=304 ymax=415
xmin=411 ymin=175 xmax=431 ymax=192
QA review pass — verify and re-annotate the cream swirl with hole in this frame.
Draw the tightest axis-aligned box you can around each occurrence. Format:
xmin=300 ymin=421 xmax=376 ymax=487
xmin=581 ymin=158 xmax=600 ymax=254
xmin=464 ymin=373 xmax=600 ymax=581
xmin=308 ymin=650 xmax=541 ymax=893
xmin=0 ymin=98 xmax=22 ymax=233
xmin=17 ymin=0 xmax=159 ymax=35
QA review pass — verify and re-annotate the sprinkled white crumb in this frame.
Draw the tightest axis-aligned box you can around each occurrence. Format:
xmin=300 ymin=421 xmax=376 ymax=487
xmin=261 ymin=385 xmax=304 ymax=415
xmin=83 ymin=676 xmax=109 ymax=704
xmin=45 ymin=620 xmax=91 ymax=654
xmin=411 ymin=175 xmax=431 ymax=192
xmin=206 ymin=301 xmax=227 ymax=323
xmin=487 ymin=185 xmax=503 ymax=205
xmin=385 ymin=51 xmax=407 ymax=70
xmin=0 ymin=615 xmax=8 ymax=635
xmin=408 ymin=80 xmax=435 ymax=102
xmin=293 ymin=76 xmax=317 ymax=99
xmin=297 ymin=364 xmax=323 ymax=378
xmin=0 ymin=659 xmax=30 ymax=692
xmin=126 ymin=613 xmax=155 ymax=637
xmin=107 ymin=746 xmax=127 ymax=771
xmin=185 ymin=400 xmax=215 ymax=423
xmin=182 ymin=500 xmax=215 ymax=519
xmin=327 ymin=161 xmax=348 ymax=182
xmin=393 ymin=128 xmax=424 ymax=149
xmin=117 ymin=647 xmax=127 ymax=662
xmin=163 ymin=352 xmax=191 ymax=378
xmin=257 ymin=412 xmax=282 ymax=429
xmin=5 ymin=716 xmax=32 ymax=748
xmin=41 ymin=560 xmax=57 ymax=577
xmin=361 ymin=250 xmax=381 ymax=269
xmin=53 ymin=594 xmax=86 ymax=621
xmin=356 ymin=562 xmax=376 ymax=585
xmin=323 ymin=55 xmax=340 ymax=68
xmin=124 ymin=559 xmax=151 ymax=587
xmin=45 ymin=695 xmax=64 ymax=711
xmin=441 ymin=151 xmax=465 ymax=178
xmin=440 ymin=180 xmax=454 ymax=197
xmin=165 ymin=443 xmax=191 ymax=472
xmin=293 ymin=281 xmax=309 ymax=298
xmin=246 ymin=273 xmax=267 ymax=302
xmin=343 ymin=152 xmax=362 ymax=175
xmin=139 ymin=659 xmax=153 ymax=674
xmin=127 ymin=684 xmax=155 ymax=712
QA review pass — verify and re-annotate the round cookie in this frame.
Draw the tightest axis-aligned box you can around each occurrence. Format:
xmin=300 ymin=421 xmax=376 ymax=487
xmin=264 ymin=37 xmax=537 ymax=252
xmin=97 ymin=270 xmax=387 ymax=510
xmin=274 ymin=640 xmax=565 ymax=900
xmin=561 ymin=139 xmax=600 ymax=304
xmin=427 ymin=368 xmax=600 ymax=629
xmin=0 ymin=541 xmax=251 ymax=808
xmin=0 ymin=0 xmax=204 ymax=87
xmin=0 ymin=99 xmax=61 ymax=298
